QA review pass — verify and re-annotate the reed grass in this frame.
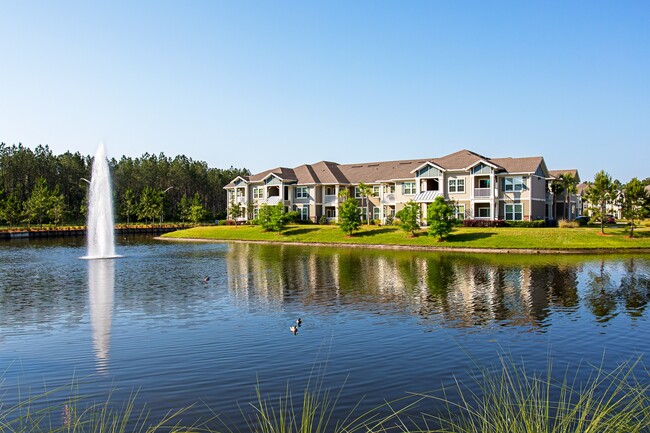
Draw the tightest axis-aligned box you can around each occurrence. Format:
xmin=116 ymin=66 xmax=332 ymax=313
xmin=2 ymin=357 xmax=649 ymax=433
xmin=416 ymin=355 xmax=650 ymax=433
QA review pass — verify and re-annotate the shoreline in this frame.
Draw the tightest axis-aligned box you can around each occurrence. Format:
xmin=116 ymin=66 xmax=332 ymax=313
xmin=155 ymin=236 xmax=650 ymax=255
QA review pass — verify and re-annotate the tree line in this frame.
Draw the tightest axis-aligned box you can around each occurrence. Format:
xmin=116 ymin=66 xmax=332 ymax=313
xmin=0 ymin=143 xmax=250 ymax=227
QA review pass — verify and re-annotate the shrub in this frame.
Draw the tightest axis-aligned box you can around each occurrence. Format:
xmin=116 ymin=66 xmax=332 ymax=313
xmin=385 ymin=215 xmax=394 ymax=226
xmin=463 ymin=219 xmax=507 ymax=228
xmin=558 ymin=219 xmax=579 ymax=228
xmin=319 ymin=215 xmax=329 ymax=225
xmin=506 ymin=220 xmax=546 ymax=228
xmin=372 ymin=219 xmax=381 ymax=225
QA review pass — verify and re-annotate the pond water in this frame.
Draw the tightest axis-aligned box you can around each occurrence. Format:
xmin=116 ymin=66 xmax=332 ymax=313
xmin=1 ymin=237 xmax=649 ymax=429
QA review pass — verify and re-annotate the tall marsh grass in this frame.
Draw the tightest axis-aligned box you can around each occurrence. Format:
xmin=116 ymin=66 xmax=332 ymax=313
xmin=2 ymin=357 xmax=649 ymax=432
xmin=419 ymin=356 xmax=650 ymax=433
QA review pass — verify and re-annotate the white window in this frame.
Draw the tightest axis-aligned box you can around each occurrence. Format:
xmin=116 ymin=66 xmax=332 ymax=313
xmin=325 ymin=186 xmax=335 ymax=195
xmin=295 ymin=186 xmax=309 ymax=199
xmin=505 ymin=203 xmax=523 ymax=220
xmin=454 ymin=204 xmax=465 ymax=220
xmin=478 ymin=179 xmax=490 ymax=189
xmin=456 ymin=178 xmax=465 ymax=193
xmin=478 ymin=207 xmax=491 ymax=218
xmin=253 ymin=208 xmax=259 ymax=219
xmin=387 ymin=184 xmax=395 ymax=194
xmin=373 ymin=207 xmax=380 ymax=221
xmin=354 ymin=187 xmax=362 ymax=198
xmin=403 ymin=182 xmax=416 ymax=195
xmin=372 ymin=185 xmax=380 ymax=196
xmin=253 ymin=187 xmax=263 ymax=199
xmin=300 ymin=206 xmax=309 ymax=220
xmin=504 ymin=177 xmax=525 ymax=192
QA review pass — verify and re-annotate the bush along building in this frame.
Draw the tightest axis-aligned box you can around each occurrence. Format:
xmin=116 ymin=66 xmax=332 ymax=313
xmin=225 ymin=149 xmax=579 ymax=225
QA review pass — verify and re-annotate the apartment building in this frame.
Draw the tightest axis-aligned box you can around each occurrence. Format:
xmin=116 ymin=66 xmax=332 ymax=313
xmin=225 ymin=149 xmax=560 ymax=223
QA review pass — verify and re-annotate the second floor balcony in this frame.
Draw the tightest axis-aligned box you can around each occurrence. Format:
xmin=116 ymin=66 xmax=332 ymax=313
xmin=473 ymin=188 xmax=491 ymax=198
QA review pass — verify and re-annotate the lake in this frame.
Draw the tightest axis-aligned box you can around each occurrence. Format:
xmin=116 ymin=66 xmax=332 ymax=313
xmin=1 ymin=236 xmax=649 ymax=430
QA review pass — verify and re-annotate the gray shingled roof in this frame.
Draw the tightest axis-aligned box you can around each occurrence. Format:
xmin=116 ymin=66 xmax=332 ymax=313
xmin=226 ymin=149 xmax=551 ymax=187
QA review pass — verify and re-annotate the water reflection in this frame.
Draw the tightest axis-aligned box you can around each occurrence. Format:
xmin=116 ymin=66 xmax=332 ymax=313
xmin=88 ymin=259 xmax=114 ymax=373
xmin=226 ymin=244 xmax=650 ymax=330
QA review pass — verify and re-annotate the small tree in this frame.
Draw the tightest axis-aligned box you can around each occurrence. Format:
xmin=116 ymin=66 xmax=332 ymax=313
xmin=24 ymin=178 xmax=51 ymax=227
xmin=338 ymin=197 xmax=361 ymax=236
xmin=586 ymin=170 xmax=615 ymax=234
xmin=559 ymin=173 xmax=578 ymax=220
xmin=549 ymin=178 xmax=564 ymax=221
xmin=0 ymin=192 xmax=22 ymax=227
xmin=258 ymin=203 xmax=288 ymax=233
xmin=47 ymin=186 xmax=66 ymax=226
xmin=178 ymin=193 xmax=192 ymax=222
xmin=188 ymin=193 xmax=207 ymax=223
xmin=427 ymin=196 xmax=455 ymax=241
xmin=357 ymin=182 xmax=376 ymax=225
xmin=121 ymin=188 xmax=137 ymax=224
xmin=137 ymin=186 xmax=162 ymax=224
xmin=395 ymin=200 xmax=420 ymax=237
xmin=228 ymin=199 xmax=243 ymax=223
xmin=621 ymin=177 xmax=649 ymax=238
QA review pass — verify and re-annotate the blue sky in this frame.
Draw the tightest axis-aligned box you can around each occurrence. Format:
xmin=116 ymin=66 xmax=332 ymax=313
xmin=1 ymin=1 xmax=648 ymax=182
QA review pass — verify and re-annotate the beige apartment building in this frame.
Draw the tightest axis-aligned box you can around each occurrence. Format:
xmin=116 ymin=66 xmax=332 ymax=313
xmin=225 ymin=149 xmax=575 ymax=224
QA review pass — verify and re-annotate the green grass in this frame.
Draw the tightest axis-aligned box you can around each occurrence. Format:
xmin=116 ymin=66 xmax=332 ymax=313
xmin=162 ymin=224 xmax=650 ymax=251
xmin=2 ymin=358 xmax=649 ymax=433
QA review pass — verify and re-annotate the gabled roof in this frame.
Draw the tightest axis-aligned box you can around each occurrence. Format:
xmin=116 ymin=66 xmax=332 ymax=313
xmin=492 ymin=156 xmax=547 ymax=176
xmin=411 ymin=160 xmax=446 ymax=174
xmin=549 ymin=169 xmax=581 ymax=183
xmin=228 ymin=149 xmax=559 ymax=187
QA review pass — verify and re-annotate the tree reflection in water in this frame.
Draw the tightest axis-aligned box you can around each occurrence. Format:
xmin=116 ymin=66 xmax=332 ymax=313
xmin=226 ymin=244 xmax=650 ymax=331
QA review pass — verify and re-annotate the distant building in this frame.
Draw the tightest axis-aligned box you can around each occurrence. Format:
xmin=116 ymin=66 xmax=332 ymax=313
xmin=225 ymin=149 xmax=576 ymax=224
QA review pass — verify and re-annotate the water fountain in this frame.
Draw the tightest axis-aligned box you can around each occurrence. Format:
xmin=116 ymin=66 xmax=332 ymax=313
xmin=85 ymin=143 xmax=118 ymax=259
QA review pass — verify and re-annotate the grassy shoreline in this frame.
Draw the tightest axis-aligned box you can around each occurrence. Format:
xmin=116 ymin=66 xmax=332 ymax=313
xmin=161 ymin=224 xmax=650 ymax=253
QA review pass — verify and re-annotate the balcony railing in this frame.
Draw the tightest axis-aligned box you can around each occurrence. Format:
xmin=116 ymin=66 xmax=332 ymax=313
xmin=382 ymin=193 xmax=395 ymax=204
xmin=235 ymin=197 xmax=246 ymax=205
xmin=324 ymin=195 xmax=338 ymax=206
xmin=473 ymin=188 xmax=491 ymax=198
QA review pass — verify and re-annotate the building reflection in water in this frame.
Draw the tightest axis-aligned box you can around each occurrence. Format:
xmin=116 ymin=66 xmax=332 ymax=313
xmin=226 ymin=244 xmax=592 ymax=330
xmin=226 ymin=244 xmax=650 ymax=329
xmin=88 ymin=259 xmax=114 ymax=374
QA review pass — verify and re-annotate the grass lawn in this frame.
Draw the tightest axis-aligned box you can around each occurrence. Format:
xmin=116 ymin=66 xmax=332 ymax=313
xmin=162 ymin=223 xmax=650 ymax=251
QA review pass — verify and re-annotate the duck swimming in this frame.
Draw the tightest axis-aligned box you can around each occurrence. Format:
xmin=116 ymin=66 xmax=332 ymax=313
xmin=290 ymin=326 xmax=298 ymax=335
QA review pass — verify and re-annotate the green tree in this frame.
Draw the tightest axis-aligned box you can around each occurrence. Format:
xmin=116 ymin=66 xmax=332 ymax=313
xmin=426 ymin=196 xmax=455 ymax=241
xmin=228 ymin=199 xmax=244 ymax=222
xmin=188 ymin=193 xmax=207 ymax=223
xmin=121 ymin=188 xmax=137 ymax=224
xmin=395 ymin=200 xmax=420 ymax=237
xmin=357 ymin=182 xmax=376 ymax=225
xmin=549 ymin=178 xmax=564 ymax=220
xmin=338 ymin=196 xmax=361 ymax=236
xmin=258 ymin=202 xmax=287 ymax=233
xmin=47 ymin=186 xmax=66 ymax=226
xmin=559 ymin=173 xmax=578 ymax=220
xmin=586 ymin=170 xmax=615 ymax=234
xmin=0 ymin=192 xmax=22 ymax=227
xmin=137 ymin=186 xmax=162 ymax=224
xmin=621 ymin=178 xmax=649 ymax=238
xmin=24 ymin=178 xmax=52 ymax=227
xmin=178 ymin=193 xmax=191 ymax=222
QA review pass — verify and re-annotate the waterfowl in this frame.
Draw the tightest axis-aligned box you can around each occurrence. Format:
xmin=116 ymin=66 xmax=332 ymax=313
xmin=296 ymin=318 xmax=302 ymax=326
xmin=203 ymin=276 xmax=210 ymax=283
xmin=290 ymin=326 xmax=298 ymax=335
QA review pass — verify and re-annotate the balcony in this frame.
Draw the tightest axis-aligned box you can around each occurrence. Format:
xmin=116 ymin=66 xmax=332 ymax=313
xmin=473 ymin=188 xmax=491 ymax=198
xmin=323 ymin=195 xmax=338 ymax=206
xmin=382 ymin=193 xmax=395 ymax=204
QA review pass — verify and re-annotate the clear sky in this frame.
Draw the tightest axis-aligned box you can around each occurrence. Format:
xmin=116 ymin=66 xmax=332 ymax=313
xmin=1 ymin=1 xmax=648 ymax=183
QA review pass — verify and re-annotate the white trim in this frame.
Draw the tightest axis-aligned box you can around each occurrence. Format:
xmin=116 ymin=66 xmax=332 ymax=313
xmin=410 ymin=161 xmax=446 ymax=174
xmin=464 ymin=159 xmax=500 ymax=171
